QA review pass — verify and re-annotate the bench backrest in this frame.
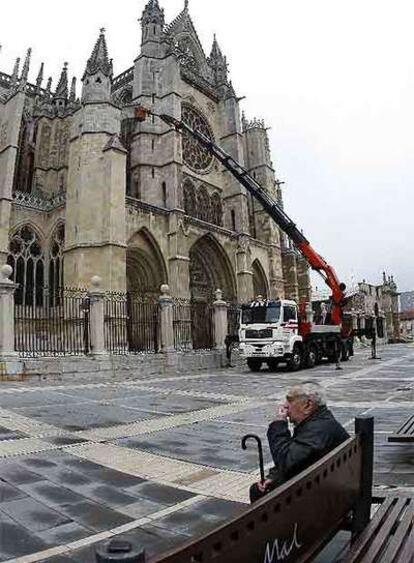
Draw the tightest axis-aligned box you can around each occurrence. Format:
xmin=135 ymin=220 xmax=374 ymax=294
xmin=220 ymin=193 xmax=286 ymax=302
xmin=151 ymin=417 xmax=373 ymax=563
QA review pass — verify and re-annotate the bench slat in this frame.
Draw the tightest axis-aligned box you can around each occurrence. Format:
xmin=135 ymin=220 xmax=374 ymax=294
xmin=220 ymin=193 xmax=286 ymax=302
xmin=343 ymin=498 xmax=395 ymax=562
xmin=394 ymin=525 xmax=414 ymax=563
xmin=381 ymin=499 xmax=413 ymax=562
xmin=343 ymin=497 xmax=414 ymax=563
xmin=397 ymin=415 xmax=414 ymax=435
xmin=388 ymin=415 xmax=414 ymax=442
xmin=357 ymin=498 xmax=410 ymax=563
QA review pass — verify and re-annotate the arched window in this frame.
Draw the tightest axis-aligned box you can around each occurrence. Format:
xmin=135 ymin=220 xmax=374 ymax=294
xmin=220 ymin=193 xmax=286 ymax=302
xmin=183 ymin=179 xmax=196 ymax=216
xmin=7 ymin=226 xmax=44 ymax=306
xmin=197 ymin=186 xmax=211 ymax=222
xmin=211 ymin=192 xmax=223 ymax=226
xmin=49 ymin=224 xmax=64 ymax=302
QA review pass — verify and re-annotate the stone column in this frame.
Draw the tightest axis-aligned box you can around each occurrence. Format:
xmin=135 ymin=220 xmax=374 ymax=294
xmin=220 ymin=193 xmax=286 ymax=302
xmin=88 ymin=276 xmax=106 ymax=356
xmin=213 ymin=289 xmax=228 ymax=350
xmin=159 ymin=284 xmax=174 ymax=352
xmin=0 ymin=265 xmax=18 ymax=358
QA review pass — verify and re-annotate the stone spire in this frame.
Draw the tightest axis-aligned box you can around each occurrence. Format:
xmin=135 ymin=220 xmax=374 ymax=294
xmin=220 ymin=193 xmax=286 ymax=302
xmin=10 ymin=57 xmax=20 ymax=87
xmin=35 ymin=62 xmax=44 ymax=95
xmin=46 ymin=77 xmax=52 ymax=97
xmin=83 ymin=28 xmax=113 ymax=79
xmin=208 ymin=34 xmax=228 ymax=85
xmin=19 ymin=48 xmax=31 ymax=90
xmin=141 ymin=0 xmax=165 ymax=27
xmin=54 ymin=62 xmax=69 ymax=99
xmin=69 ymin=76 xmax=77 ymax=102
xmin=141 ymin=0 xmax=165 ymax=47
xmin=81 ymin=30 xmax=113 ymax=103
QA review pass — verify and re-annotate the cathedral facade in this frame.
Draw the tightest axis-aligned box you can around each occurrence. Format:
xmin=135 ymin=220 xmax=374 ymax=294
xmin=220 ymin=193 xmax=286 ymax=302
xmin=0 ymin=0 xmax=311 ymax=308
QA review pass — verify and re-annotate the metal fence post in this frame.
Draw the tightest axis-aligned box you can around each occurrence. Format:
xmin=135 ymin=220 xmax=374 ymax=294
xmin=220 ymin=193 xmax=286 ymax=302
xmin=0 ymin=265 xmax=18 ymax=358
xmin=213 ymin=288 xmax=227 ymax=350
xmin=159 ymin=284 xmax=174 ymax=352
xmin=88 ymin=276 xmax=106 ymax=357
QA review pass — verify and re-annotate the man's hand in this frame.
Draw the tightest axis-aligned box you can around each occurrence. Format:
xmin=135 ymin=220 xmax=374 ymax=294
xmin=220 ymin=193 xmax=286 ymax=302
xmin=275 ymin=404 xmax=288 ymax=421
xmin=257 ymin=478 xmax=273 ymax=493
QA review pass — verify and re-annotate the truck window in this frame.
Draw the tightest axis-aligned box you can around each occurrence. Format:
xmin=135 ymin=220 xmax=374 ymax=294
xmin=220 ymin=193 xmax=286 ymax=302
xmin=241 ymin=303 xmax=281 ymax=324
xmin=283 ymin=305 xmax=297 ymax=322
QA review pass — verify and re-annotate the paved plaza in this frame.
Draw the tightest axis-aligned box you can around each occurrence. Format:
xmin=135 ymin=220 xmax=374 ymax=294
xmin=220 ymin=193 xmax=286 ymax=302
xmin=0 ymin=343 xmax=413 ymax=561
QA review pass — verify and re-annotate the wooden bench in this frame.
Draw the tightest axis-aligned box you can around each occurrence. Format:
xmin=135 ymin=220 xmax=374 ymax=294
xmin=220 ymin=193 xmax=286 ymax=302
xmin=97 ymin=417 xmax=413 ymax=563
xmin=388 ymin=414 xmax=414 ymax=443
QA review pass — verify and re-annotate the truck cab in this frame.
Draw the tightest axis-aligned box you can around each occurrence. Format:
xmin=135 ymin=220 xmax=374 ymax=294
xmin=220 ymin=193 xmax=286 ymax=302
xmin=238 ymin=298 xmax=303 ymax=371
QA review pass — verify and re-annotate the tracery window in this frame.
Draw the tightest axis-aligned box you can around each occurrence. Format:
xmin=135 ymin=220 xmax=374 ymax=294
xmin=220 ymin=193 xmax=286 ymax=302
xmin=181 ymin=105 xmax=214 ymax=172
xmin=183 ymin=179 xmax=196 ymax=216
xmin=7 ymin=226 xmax=44 ymax=306
xmin=197 ymin=186 xmax=211 ymax=222
xmin=49 ymin=224 xmax=64 ymax=300
xmin=211 ymin=192 xmax=223 ymax=226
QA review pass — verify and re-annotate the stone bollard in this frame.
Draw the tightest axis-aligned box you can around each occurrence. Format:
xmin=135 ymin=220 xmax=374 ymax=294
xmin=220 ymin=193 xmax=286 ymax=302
xmin=88 ymin=276 xmax=106 ymax=356
xmin=0 ymin=265 xmax=18 ymax=358
xmin=159 ymin=284 xmax=174 ymax=352
xmin=213 ymin=288 xmax=227 ymax=350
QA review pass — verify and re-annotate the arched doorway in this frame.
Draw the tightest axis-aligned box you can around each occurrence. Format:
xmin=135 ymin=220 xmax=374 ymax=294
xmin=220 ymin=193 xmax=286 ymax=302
xmin=252 ymin=259 xmax=269 ymax=299
xmin=189 ymin=235 xmax=236 ymax=349
xmin=126 ymin=228 xmax=167 ymax=297
xmin=126 ymin=229 xmax=167 ymax=351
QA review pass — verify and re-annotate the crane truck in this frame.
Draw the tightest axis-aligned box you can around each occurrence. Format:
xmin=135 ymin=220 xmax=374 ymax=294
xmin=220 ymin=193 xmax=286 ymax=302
xmin=134 ymin=106 xmax=375 ymax=372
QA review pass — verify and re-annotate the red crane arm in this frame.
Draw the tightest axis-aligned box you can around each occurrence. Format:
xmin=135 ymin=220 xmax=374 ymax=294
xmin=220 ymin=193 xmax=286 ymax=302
xmin=297 ymin=241 xmax=345 ymax=325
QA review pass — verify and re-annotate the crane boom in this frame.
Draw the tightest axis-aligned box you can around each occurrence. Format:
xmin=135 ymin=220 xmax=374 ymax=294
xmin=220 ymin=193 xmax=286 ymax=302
xmin=134 ymin=107 xmax=346 ymax=325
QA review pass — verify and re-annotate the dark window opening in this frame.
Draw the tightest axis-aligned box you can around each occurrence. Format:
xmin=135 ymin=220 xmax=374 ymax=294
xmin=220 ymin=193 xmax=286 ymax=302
xmin=231 ymin=209 xmax=236 ymax=231
xmin=162 ymin=182 xmax=167 ymax=207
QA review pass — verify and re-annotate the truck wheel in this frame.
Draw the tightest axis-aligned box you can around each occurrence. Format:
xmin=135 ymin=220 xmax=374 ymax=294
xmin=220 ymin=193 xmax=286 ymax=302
xmin=247 ymin=358 xmax=262 ymax=371
xmin=306 ymin=346 xmax=317 ymax=368
xmin=287 ymin=345 xmax=302 ymax=371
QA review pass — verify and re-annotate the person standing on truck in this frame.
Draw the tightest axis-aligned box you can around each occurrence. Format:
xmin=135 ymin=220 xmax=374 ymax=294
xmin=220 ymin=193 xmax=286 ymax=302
xmin=249 ymin=381 xmax=349 ymax=503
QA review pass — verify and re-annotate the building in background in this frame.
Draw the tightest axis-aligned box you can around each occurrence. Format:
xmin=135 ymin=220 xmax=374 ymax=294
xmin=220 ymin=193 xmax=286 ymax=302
xmin=312 ymin=273 xmax=400 ymax=342
xmin=399 ymin=291 xmax=414 ymax=340
xmin=0 ymin=0 xmax=310 ymax=315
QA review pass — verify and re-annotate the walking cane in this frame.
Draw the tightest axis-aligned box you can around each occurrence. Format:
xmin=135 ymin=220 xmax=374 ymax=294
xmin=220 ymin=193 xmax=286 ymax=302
xmin=241 ymin=434 xmax=265 ymax=484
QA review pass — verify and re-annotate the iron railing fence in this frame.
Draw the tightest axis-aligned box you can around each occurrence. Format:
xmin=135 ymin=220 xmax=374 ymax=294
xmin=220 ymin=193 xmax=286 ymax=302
xmin=104 ymin=292 xmax=129 ymax=354
xmin=173 ymin=299 xmax=192 ymax=351
xmin=15 ymin=287 xmax=90 ymax=357
xmin=104 ymin=292 xmax=160 ymax=354
xmin=191 ymin=301 xmax=214 ymax=350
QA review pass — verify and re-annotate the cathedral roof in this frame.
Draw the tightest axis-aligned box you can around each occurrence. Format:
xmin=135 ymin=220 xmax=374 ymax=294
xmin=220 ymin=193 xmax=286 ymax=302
xmin=84 ymin=28 xmax=113 ymax=78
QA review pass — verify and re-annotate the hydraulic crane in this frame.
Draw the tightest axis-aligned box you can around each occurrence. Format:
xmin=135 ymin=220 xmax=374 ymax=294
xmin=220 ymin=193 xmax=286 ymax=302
xmin=134 ymin=106 xmax=376 ymax=370
xmin=134 ymin=106 xmax=345 ymax=326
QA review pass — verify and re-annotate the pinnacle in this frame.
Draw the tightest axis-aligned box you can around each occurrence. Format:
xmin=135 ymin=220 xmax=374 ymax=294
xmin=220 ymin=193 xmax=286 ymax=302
xmin=84 ymin=28 xmax=113 ymax=78
xmin=210 ymin=34 xmax=223 ymax=60
xmin=54 ymin=62 xmax=69 ymax=99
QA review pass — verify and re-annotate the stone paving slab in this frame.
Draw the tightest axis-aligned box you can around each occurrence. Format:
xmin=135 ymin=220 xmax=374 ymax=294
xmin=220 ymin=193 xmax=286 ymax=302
xmin=0 ymin=344 xmax=412 ymax=562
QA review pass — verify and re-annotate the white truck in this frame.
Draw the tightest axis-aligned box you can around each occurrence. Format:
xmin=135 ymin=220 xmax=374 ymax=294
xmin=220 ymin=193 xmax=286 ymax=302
xmin=238 ymin=298 xmax=354 ymax=372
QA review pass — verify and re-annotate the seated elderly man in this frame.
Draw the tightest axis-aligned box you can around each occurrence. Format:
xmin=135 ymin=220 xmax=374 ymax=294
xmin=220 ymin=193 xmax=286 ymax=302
xmin=250 ymin=381 xmax=349 ymax=503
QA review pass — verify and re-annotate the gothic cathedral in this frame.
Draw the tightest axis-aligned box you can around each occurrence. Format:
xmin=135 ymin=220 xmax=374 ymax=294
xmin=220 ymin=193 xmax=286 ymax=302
xmin=0 ymin=0 xmax=311 ymax=307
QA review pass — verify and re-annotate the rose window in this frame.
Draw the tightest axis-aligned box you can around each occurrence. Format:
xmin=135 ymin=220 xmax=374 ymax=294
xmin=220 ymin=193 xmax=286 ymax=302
xmin=181 ymin=105 xmax=214 ymax=172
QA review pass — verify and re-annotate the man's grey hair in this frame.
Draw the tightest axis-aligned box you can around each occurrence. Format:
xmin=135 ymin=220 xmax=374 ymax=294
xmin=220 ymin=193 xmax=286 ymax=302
xmin=287 ymin=382 xmax=327 ymax=406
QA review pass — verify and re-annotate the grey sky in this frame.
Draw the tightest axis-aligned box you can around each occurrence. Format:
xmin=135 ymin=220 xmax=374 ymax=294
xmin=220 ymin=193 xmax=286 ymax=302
xmin=1 ymin=0 xmax=412 ymax=291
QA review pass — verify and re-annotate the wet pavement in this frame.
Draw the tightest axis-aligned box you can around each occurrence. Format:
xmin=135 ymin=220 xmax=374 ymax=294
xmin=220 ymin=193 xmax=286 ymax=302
xmin=0 ymin=342 xmax=412 ymax=561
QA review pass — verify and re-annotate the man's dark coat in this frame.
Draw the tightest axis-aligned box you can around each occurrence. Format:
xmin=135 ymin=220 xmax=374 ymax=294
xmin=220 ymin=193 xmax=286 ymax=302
xmin=267 ymin=405 xmax=350 ymax=484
